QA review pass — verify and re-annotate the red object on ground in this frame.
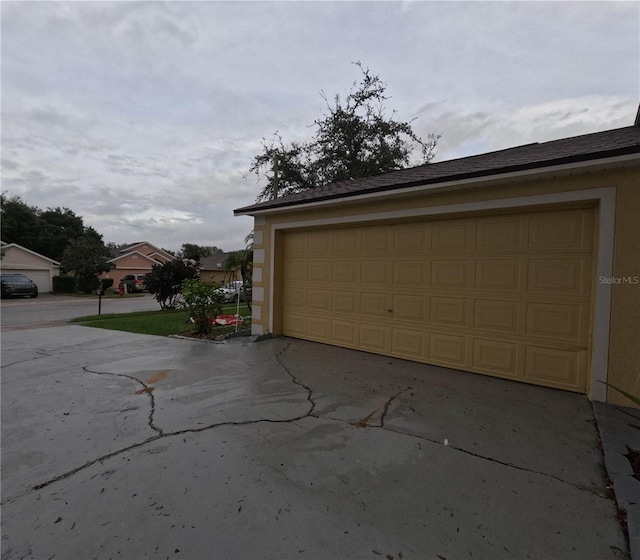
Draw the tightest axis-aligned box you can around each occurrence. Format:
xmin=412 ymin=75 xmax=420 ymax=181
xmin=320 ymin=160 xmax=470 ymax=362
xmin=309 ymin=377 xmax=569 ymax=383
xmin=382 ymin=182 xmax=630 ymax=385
xmin=119 ymin=285 xmax=124 ymax=296
xmin=212 ymin=315 xmax=244 ymax=326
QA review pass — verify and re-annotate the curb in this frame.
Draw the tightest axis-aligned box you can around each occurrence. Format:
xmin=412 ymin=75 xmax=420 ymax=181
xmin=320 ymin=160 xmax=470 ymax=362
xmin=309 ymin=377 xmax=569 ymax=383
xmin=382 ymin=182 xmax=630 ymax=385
xmin=594 ymin=401 xmax=640 ymax=559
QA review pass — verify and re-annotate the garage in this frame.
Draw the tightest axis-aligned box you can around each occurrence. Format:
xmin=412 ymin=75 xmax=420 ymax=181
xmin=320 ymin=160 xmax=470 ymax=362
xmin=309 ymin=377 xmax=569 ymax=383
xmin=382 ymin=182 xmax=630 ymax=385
xmin=9 ymin=269 xmax=54 ymax=293
xmin=0 ymin=243 xmax=60 ymax=294
xmin=281 ymin=207 xmax=594 ymax=393
xmin=235 ymin=121 xmax=640 ymax=404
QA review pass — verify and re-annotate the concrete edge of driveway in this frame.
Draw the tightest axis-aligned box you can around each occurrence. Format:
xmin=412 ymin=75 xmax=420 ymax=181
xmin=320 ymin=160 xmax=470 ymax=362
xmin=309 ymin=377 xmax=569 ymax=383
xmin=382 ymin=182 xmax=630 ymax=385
xmin=594 ymin=402 xmax=640 ymax=560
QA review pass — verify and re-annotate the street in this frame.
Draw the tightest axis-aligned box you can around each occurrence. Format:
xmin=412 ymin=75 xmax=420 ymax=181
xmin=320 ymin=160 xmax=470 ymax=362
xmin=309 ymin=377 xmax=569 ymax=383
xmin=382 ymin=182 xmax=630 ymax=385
xmin=0 ymin=293 xmax=160 ymax=329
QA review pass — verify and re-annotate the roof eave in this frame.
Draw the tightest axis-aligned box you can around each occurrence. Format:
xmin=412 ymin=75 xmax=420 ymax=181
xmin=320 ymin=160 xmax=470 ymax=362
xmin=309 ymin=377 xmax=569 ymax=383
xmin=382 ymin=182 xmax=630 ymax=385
xmin=235 ymin=151 xmax=640 ymax=217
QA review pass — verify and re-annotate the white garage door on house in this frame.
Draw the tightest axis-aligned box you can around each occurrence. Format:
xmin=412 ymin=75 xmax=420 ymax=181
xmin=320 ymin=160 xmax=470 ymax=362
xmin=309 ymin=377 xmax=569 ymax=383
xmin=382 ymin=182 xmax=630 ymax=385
xmin=282 ymin=206 xmax=595 ymax=393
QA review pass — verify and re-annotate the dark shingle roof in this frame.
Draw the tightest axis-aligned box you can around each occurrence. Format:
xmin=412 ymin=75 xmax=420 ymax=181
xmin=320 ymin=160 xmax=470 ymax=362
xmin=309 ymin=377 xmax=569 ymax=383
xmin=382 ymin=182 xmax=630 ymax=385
xmin=235 ymin=125 xmax=640 ymax=214
xmin=200 ymin=252 xmax=229 ymax=271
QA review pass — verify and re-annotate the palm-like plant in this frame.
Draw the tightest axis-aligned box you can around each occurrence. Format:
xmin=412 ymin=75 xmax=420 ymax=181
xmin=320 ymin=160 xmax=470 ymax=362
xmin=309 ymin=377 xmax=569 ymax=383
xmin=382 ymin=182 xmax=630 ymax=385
xmin=223 ymin=231 xmax=253 ymax=311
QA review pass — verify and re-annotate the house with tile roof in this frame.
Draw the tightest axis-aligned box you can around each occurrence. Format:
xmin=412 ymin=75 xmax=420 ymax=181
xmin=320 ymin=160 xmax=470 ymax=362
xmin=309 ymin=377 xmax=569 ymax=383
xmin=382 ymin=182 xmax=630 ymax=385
xmin=235 ymin=112 xmax=640 ymax=407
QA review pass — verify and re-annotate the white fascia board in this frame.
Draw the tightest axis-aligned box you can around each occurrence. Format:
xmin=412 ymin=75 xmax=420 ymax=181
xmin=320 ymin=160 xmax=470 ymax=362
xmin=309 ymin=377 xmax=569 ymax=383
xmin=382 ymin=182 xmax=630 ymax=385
xmin=238 ymin=153 xmax=639 ymax=217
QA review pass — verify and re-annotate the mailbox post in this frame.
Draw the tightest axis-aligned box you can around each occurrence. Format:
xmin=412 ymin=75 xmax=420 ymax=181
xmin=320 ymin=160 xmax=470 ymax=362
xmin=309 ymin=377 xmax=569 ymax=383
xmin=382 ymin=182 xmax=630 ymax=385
xmin=97 ymin=287 xmax=105 ymax=315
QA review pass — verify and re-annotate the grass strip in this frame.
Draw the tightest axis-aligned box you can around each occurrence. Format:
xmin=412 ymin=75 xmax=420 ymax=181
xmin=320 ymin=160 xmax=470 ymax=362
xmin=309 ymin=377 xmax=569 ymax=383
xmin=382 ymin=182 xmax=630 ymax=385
xmin=72 ymin=304 xmax=251 ymax=338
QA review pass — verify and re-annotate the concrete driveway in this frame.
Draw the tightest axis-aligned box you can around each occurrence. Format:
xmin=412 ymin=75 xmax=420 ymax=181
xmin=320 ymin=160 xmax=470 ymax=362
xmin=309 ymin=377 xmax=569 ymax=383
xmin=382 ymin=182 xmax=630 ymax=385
xmin=1 ymin=326 xmax=629 ymax=559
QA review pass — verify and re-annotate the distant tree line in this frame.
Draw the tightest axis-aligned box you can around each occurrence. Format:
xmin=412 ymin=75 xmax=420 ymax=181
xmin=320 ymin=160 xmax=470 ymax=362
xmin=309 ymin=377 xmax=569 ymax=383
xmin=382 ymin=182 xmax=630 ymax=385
xmin=1 ymin=193 xmax=111 ymax=292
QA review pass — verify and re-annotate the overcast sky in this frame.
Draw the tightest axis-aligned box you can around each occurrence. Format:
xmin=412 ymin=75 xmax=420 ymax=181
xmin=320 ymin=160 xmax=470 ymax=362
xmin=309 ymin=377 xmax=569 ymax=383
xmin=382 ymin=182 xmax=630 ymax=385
xmin=2 ymin=1 xmax=638 ymax=253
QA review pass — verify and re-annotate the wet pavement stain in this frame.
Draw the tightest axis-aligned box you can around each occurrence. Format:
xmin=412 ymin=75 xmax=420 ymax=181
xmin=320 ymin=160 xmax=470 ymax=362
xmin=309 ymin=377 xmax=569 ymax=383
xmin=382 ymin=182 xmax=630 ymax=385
xmin=135 ymin=386 xmax=155 ymax=395
xmin=145 ymin=370 xmax=170 ymax=384
xmin=352 ymin=407 xmax=381 ymax=428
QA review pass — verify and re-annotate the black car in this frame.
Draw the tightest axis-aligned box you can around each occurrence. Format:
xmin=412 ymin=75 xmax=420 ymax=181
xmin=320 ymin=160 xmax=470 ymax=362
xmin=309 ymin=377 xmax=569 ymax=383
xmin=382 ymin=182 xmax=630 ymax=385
xmin=1 ymin=273 xmax=39 ymax=299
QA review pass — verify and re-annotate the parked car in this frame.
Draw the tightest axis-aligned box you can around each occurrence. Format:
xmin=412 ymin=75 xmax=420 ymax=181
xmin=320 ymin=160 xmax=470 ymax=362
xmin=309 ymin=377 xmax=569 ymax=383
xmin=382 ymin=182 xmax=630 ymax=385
xmin=216 ymin=281 xmax=250 ymax=303
xmin=1 ymin=273 xmax=38 ymax=299
xmin=119 ymin=274 xmax=147 ymax=293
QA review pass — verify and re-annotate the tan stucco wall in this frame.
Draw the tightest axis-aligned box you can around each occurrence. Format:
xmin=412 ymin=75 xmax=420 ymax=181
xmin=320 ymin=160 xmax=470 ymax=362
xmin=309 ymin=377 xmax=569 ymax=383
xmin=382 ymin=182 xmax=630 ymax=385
xmin=249 ymin=164 xmax=640 ymax=405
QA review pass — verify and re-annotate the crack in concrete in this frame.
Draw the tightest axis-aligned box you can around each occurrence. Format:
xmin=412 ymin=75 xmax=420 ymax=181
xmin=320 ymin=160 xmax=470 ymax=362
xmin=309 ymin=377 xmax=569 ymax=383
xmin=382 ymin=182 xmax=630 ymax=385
xmin=375 ymin=423 xmax=612 ymax=499
xmin=9 ymin=343 xmax=317 ymax=499
xmin=83 ymin=366 xmax=163 ymax=436
xmin=274 ymin=340 xmax=317 ymax=417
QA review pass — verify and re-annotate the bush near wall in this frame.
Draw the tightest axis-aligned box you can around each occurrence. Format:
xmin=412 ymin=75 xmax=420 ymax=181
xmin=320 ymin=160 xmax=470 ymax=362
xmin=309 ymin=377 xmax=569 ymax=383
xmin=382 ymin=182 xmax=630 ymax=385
xmin=53 ymin=275 xmax=77 ymax=293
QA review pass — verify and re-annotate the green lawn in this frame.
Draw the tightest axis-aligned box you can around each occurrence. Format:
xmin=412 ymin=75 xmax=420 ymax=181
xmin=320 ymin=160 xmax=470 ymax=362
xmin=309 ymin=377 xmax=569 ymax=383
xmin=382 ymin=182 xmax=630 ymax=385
xmin=72 ymin=304 xmax=252 ymax=338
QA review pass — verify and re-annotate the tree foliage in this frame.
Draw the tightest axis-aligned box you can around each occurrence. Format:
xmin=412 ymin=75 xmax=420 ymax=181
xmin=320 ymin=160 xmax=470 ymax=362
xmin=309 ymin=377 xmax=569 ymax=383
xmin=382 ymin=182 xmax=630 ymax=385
xmin=145 ymin=259 xmax=200 ymax=310
xmin=248 ymin=63 xmax=440 ymax=201
xmin=61 ymin=235 xmax=113 ymax=293
xmin=1 ymin=193 xmax=103 ymax=262
xmin=179 ymin=243 xmax=223 ymax=262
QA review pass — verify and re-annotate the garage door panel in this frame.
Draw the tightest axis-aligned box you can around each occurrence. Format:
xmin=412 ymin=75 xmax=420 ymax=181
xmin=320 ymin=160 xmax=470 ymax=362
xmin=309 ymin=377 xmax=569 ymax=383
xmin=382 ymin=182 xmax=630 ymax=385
xmin=331 ymin=320 xmax=357 ymax=346
xmin=332 ymin=290 xmax=359 ymax=315
xmin=431 ymin=220 xmax=472 ymax=252
xmin=475 ymin=259 xmax=521 ymax=291
xmin=392 ymin=294 xmax=424 ymax=322
xmin=428 ymin=332 xmax=468 ymax=367
xmin=527 ymin=210 xmax=593 ymax=253
xmin=307 ymin=231 xmax=332 ymax=254
xmin=392 ymin=327 xmax=424 ymax=359
xmin=430 ymin=296 xmax=469 ymax=327
xmin=360 ymin=261 xmax=389 ymax=285
xmin=360 ymin=292 xmax=389 ymax=318
xmin=527 ymin=258 xmax=591 ymax=296
xmin=307 ymin=316 xmax=330 ymax=341
xmin=431 ymin=259 xmax=470 ymax=289
xmin=333 ymin=261 xmax=359 ymax=283
xmin=361 ymin=226 xmax=390 ymax=254
xmin=307 ymin=289 xmax=330 ymax=312
xmin=393 ymin=223 xmax=428 ymax=254
xmin=393 ymin=260 xmax=425 ymax=287
xmin=307 ymin=261 xmax=331 ymax=283
xmin=524 ymin=346 xmax=584 ymax=389
xmin=333 ymin=229 xmax=361 ymax=254
xmin=359 ymin=324 xmax=389 ymax=353
xmin=283 ymin=314 xmax=307 ymax=337
xmin=284 ymin=287 xmax=306 ymax=309
xmin=526 ymin=302 xmax=586 ymax=342
xmin=282 ymin=206 xmax=593 ymax=394
xmin=473 ymin=299 xmax=519 ymax=332
xmin=284 ymin=261 xmax=306 ymax=283
xmin=475 ymin=216 xmax=521 ymax=252
xmin=472 ymin=339 xmax=519 ymax=377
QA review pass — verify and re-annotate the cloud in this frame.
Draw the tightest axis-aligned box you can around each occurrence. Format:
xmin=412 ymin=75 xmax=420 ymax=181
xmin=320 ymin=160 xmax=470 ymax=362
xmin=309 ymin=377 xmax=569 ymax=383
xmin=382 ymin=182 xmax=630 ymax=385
xmin=1 ymin=1 xmax=637 ymax=252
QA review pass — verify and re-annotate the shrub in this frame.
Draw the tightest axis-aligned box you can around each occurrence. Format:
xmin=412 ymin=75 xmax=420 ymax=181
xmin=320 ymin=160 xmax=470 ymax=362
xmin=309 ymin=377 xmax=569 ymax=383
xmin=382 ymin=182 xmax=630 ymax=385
xmin=52 ymin=275 xmax=77 ymax=293
xmin=180 ymin=279 xmax=225 ymax=335
xmin=77 ymin=276 xmax=100 ymax=294
xmin=145 ymin=259 xmax=200 ymax=309
xmin=100 ymin=278 xmax=114 ymax=292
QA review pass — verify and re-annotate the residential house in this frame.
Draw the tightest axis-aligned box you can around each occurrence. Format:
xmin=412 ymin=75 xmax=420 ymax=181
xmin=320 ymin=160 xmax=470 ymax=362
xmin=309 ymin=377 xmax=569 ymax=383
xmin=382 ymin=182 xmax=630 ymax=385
xmin=199 ymin=252 xmax=246 ymax=285
xmin=102 ymin=242 xmax=175 ymax=288
xmin=0 ymin=242 xmax=61 ymax=293
xmin=235 ymin=113 xmax=640 ymax=406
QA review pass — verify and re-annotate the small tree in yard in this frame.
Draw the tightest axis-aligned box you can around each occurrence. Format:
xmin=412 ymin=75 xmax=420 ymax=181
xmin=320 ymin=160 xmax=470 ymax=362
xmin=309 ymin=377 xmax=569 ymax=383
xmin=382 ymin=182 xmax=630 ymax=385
xmin=145 ymin=259 xmax=200 ymax=310
xmin=180 ymin=279 xmax=225 ymax=336
xmin=61 ymin=235 xmax=112 ymax=293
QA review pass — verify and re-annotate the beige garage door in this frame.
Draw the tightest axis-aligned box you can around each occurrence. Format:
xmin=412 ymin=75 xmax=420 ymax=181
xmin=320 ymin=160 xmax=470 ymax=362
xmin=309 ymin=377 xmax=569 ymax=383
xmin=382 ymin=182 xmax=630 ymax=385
xmin=282 ymin=206 xmax=595 ymax=393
